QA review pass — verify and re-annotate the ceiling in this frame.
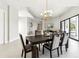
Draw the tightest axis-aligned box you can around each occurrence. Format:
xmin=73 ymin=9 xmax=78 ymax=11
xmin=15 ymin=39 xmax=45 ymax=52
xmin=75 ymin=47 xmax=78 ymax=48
xmin=1 ymin=0 xmax=79 ymax=18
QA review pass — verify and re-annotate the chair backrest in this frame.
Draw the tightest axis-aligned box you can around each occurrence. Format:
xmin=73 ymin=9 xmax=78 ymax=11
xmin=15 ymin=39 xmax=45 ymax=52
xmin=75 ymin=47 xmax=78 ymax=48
xmin=52 ymin=34 xmax=61 ymax=49
xmin=19 ymin=34 xmax=26 ymax=50
xmin=59 ymin=33 xmax=64 ymax=45
xmin=35 ymin=30 xmax=42 ymax=36
xmin=62 ymin=33 xmax=69 ymax=45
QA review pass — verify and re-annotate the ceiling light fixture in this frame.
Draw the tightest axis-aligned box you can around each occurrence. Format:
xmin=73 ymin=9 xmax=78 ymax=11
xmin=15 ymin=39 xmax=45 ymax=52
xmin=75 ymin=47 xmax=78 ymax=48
xmin=41 ymin=0 xmax=53 ymax=20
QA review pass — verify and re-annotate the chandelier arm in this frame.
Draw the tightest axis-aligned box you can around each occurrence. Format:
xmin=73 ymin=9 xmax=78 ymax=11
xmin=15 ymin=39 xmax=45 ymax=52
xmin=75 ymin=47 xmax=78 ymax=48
xmin=41 ymin=0 xmax=53 ymax=20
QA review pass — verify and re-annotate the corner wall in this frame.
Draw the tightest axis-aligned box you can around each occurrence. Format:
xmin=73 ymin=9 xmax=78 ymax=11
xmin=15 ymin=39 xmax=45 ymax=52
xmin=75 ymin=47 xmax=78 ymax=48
xmin=9 ymin=6 xmax=18 ymax=42
xmin=50 ymin=7 xmax=79 ymax=30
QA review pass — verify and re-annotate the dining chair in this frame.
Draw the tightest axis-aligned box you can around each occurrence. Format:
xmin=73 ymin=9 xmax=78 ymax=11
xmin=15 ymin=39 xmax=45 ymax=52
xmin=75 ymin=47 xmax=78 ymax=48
xmin=19 ymin=34 xmax=32 ymax=58
xmin=59 ymin=33 xmax=69 ymax=54
xmin=42 ymin=34 xmax=61 ymax=58
xmin=43 ymin=30 xmax=53 ymax=44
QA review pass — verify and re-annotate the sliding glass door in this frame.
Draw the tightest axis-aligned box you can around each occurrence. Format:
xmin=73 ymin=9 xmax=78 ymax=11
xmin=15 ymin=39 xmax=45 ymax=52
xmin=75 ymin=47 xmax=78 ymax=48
xmin=60 ymin=15 xmax=79 ymax=41
xmin=70 ymin=16 xmax=78 ymax=40
xmin=61 ymin=21 xmax=65 ymax=32
xmin=61 ymin=19 xmax=69 ymax=33
xmin=65 ymin=19 xmax=69 ymax=33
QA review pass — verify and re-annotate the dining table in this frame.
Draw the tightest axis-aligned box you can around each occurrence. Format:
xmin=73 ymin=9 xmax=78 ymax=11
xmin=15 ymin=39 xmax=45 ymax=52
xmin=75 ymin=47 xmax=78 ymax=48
xmin=26 ymin=35 xmax=52 ymax=58
xmin=26 ymin=32 xmax=63 ymax=58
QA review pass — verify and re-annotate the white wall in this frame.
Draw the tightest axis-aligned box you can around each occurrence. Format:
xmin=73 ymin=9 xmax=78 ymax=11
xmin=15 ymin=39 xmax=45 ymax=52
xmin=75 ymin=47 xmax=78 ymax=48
xmin=43 ymin=18 xmax=60 ymax=31
xmin=27 ymin=17 xmax=36 ymax=36
xmin=0 ymin=4 xmax=19 ymax=44
xmin=19 ymin=17 xmax=27 ymax=38
xmin=5 ymin=6 xmax=9 ymax=43
xmin=19 ymin=17 xmax=39 ymax=37
xmin=0 ymin=9 xmax=5 ymax=44
xmin=9 ymin=6 xmax=18 ymax=42
xmin=51 ymin=17 xmax=60 ymax=30
xmin=60 ymin=7 xmax=79 ymax=21
xmin=0 ymin=1 xmax=9 ymax=44
xmin=18 ymin=10 xmax=39 ymax=37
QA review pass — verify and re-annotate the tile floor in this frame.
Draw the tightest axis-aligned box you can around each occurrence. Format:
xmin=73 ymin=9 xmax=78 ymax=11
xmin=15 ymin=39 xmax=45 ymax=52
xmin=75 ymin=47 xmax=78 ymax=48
xmin=0 ymin=39 xmax=79 ymax=58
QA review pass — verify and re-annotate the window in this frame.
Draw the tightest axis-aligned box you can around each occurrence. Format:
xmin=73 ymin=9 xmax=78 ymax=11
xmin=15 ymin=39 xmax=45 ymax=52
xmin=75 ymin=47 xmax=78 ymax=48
xmin=60 ymin=15 xmax=79 ymax=40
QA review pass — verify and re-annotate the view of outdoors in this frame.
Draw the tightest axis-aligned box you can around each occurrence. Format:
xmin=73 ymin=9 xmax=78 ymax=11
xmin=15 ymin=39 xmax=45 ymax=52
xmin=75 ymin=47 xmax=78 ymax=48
xmin=61 ymin=15 xmax=78 ymax=40
xmin=70 ymin=16 xmax=78 ymax=40
xmin=65 ymin=19 xmax=69 ymax=33
xmin=62 ymin=21 xmax=64 ymax=32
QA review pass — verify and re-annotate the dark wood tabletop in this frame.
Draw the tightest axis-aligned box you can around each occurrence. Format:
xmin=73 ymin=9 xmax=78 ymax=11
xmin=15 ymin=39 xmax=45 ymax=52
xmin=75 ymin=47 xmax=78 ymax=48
xmin=26 ymin=35 xmax=52 ymax=45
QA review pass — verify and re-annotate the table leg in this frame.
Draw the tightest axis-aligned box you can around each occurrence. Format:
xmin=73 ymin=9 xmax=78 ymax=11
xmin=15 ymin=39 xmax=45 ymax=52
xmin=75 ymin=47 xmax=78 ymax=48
xmin=32 ymin=45 xmax=39 ymax=58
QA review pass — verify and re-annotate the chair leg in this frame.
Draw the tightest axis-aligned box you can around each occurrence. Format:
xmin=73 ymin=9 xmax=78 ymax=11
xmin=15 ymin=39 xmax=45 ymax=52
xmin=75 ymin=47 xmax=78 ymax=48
xmin=42 ymin=46 xmax=44 ymax=54
xmin=60 ymin=46 xmax=62 ymax=54
xmin=50 ymin=50 xmax=52 ymax=58
xmin=57 ymin=48 xmax=59 ymax=57
xmin=66 ymin=40 xmax=69 ymax=48
xmin=21 ymin=49 xmax=23 ymax=57
xmin=39 ymin=44 xmax=40 ymax=51
xmin=24 ymin=51 xmax=26 ymax=58
xmin=65 ymin=44 xmax=67 ymax=52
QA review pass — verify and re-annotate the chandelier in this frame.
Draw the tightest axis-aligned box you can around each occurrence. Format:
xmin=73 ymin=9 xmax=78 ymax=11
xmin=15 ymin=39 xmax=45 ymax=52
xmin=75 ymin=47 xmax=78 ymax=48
xmin=41 ymin=0 xmax=53 ymax=20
